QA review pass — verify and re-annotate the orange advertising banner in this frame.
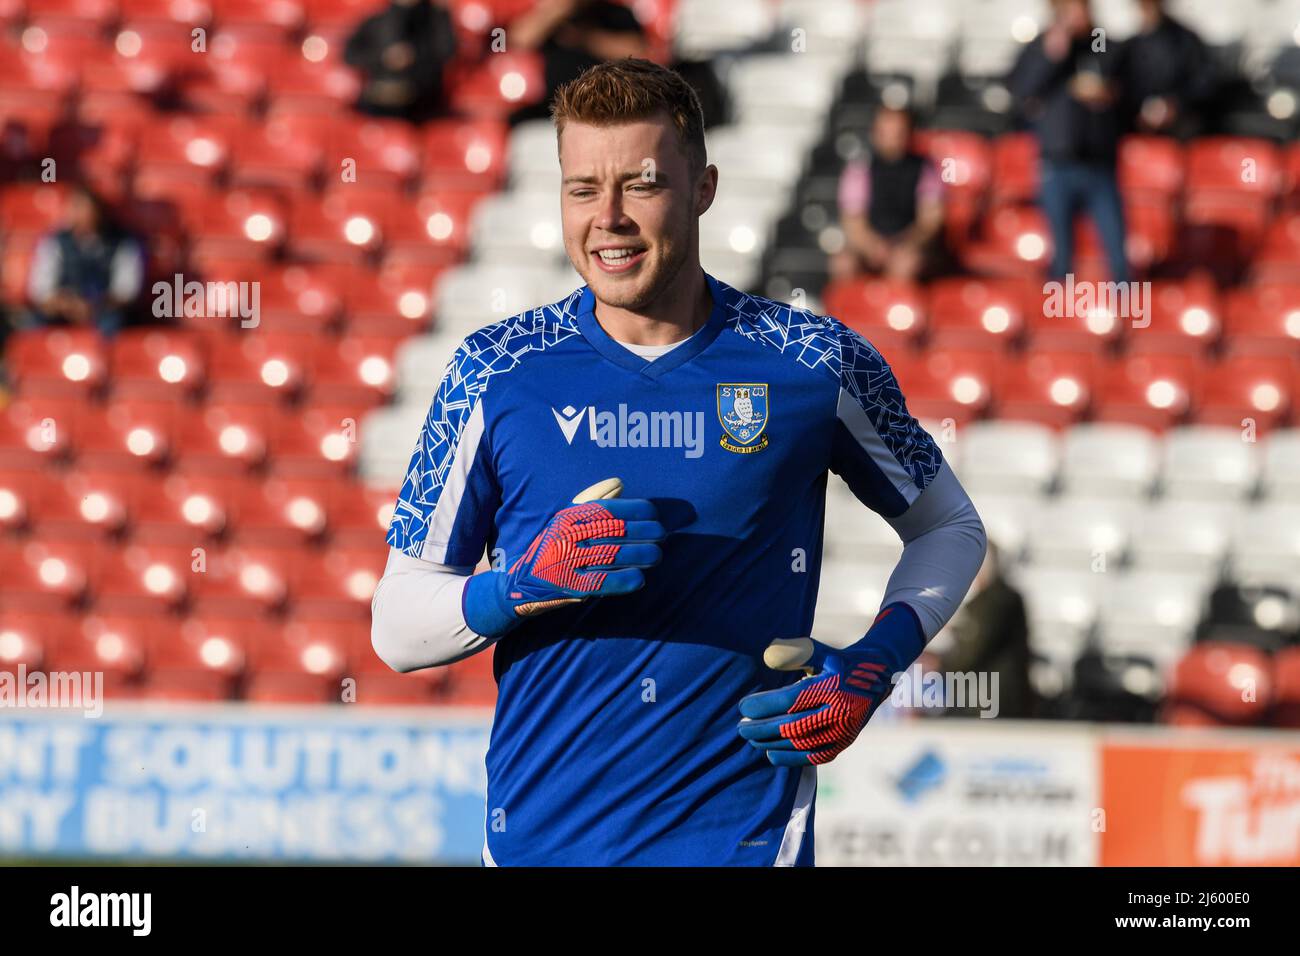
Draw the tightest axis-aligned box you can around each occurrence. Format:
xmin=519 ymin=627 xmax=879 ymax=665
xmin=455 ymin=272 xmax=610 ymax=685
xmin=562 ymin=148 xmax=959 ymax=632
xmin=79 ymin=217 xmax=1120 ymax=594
xmin=1101 ymin=739 xmax=1300 ymax=866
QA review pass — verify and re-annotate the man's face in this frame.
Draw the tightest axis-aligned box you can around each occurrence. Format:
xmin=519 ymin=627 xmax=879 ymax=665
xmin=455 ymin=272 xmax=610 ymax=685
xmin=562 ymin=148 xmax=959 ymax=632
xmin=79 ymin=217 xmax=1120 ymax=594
xmin=871 ymin=110 xmax=911 ymax=161
xmin=559 ymin=114 xmax=714 ymax=312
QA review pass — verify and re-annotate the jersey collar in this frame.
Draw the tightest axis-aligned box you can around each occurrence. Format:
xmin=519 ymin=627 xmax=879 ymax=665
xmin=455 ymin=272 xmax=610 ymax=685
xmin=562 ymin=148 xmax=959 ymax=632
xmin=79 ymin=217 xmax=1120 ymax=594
xmin=575 ymin=272 xmax=729 ymax=380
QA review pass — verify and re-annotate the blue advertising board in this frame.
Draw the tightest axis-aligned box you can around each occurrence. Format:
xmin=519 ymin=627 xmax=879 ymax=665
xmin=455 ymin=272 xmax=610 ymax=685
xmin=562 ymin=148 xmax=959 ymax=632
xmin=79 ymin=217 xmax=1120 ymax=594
xmin=0 ymin=704 xmax=492 ymax=863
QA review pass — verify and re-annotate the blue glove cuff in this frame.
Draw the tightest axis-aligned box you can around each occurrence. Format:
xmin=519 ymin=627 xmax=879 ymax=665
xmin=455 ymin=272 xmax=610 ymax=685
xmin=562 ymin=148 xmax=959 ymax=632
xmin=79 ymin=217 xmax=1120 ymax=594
xmin=850 ymin=601 xmax=927 ymax=674
xmin=462 ymin=572 xmax=519 ymax=640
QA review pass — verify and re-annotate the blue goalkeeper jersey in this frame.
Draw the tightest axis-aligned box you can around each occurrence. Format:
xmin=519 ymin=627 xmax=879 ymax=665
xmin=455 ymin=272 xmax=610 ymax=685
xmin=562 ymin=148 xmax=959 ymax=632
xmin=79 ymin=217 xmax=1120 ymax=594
xmin=386 ymin=273 xmax=944 ymax=866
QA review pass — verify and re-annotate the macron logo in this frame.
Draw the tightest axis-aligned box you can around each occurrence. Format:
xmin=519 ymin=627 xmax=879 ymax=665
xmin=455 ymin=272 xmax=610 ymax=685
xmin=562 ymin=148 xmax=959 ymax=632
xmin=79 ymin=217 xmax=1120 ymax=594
xmin=553 ymin=405 xmax=587 ymax=444
xmin=551 ymin=403 xmax=705 ymax=458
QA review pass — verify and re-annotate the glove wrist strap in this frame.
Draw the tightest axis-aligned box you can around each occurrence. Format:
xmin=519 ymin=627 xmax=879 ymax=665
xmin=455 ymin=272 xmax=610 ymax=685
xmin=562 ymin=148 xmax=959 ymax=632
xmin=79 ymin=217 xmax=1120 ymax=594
xmin=462 ymin=571 xmax=520 ymax=640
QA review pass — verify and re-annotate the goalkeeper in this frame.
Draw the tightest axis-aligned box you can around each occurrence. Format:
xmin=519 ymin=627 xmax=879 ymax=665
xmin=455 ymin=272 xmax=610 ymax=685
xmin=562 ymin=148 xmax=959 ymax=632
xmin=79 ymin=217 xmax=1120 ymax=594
xmin=371 ymin=59 xmax=986 ymax=866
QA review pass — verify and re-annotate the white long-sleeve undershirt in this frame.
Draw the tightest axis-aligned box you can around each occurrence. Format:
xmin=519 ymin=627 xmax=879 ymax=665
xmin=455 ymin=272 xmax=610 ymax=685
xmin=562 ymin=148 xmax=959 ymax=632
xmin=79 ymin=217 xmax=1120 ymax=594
xmin=370 ymin=459 xmax=985 ymax=672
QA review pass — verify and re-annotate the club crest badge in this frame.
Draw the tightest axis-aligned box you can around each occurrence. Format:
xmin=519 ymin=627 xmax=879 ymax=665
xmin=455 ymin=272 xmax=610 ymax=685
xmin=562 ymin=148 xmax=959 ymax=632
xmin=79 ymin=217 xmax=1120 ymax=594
xmin=717 ymin=383 xmax=770 ymax=454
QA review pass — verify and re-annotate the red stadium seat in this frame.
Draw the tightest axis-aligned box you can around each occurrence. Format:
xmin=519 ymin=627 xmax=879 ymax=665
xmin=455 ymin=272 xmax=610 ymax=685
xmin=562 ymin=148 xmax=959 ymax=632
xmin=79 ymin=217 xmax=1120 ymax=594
xmin=201 ymin=329 xmax=309 ymax=403
xmin=446 ymin=51 xmax=546 ymax=119
xmin=140 ymin=614 xmax=254 ymax=701
xmin=75 ymin=399 xmax=180 ymax=470
xmin=303 ymin=334 xmax=400 ymax=407
xmin=243 ymin=617 xmax=349 ymax=703
xmin=265 ymin=48 xmax=359 ymax=113
xmin=1118 ymin=135 xmax=1184 ymax=201
xmin=287 ymin=186 xmax=393 ymax=263
xmin=887 ymin=348 xmax=998 ymax=424
xmin=0 ymin=33 xmax=81 ymax=106
xmin=821 ymin=277 xmax=927 ymax=355
xmin=1123 ymin=278 xmax=1221 ymax=357
xmin=926 ymin=277 xmax=1029 ymax=350
xmin=52 ymin=613 xmax=151 ymax=696
xmin=131 ymin=471 xmax=242 ymax=543
xmin=289 ymin=546 xmax=385 ymax=620
xmin=135 ymin=114 xmax=243 ymax=189
xmin=209 ymin=0 xmax=306 ymax=41
xmin=183 ymin=187 xmax=290 ymax=263
xmin=108 ymin=328 xmax=208 ymax=401
xmin=78 ymin=30 xmax=188 ymax=113
xmin=989 ymin=132 xmax=1038 ymax=204
xmin=171 ymin=401 xmax=273 ymax=475
xmin=91 ymin=542 xmax=196 ymax=614
xmin=225 ymin=475 xmax=333 ymax=546
xmin=118 ymin=0 xmax=214 ymax=29
xmin=1094 ymin=354 xmax=1201 ymax=430
xmin=189 ymin=545 xmax=293 ymax=617
xmin=1251 ymin=214 xmax=1300 ymax=285
xmin=4 ymin=327 xmax=109 ymax=399
xmin=1223 ymin=283 xmax=1300 ymax=355
xmin=1185 ymin=136 xmax=1283 ymax=198
xmin=344 ymin=260 xmax=444 ymax=335
xmin=0 ymin=467 xmax=48 ymax=531
xmin=0 ymin=182 xmax=72 ymax=238
xmin=0 ymin=235 xmax=37 ymax=307
xmin=328 ymin=482 xmax=396 ymax=548
xmin=0 ymin=611 xmax=77 ymax=672
xmin=1272 ymin=646 xmax=1300 ymax=728
xmin=1162 ymin=642 xmax=1273 ymax=726
xmin=440 ymin=650 xmax=497 ymax=707
xmin=25 ymin=0 xmax=119 ymax=31
xmin=212 ymin=263 xmax=342 ymax=335
xmin=1195 ymin=355 xmax=1297 ymax=433
xmin=419 ymin=118 xmax=509 ymax=193
xmin=962 ymin=203 xmax=1049 ymax=278
xmin=227 ymin=113 xmax=325 ymax=190
xmin=1022 ymin=277 xmax=1131 ymax=352
xmin=912 ymin=129 xmax=990 ymax=246
xmin=31 ymin=469 xmax=150 ymax=542
xmin=0 ymin=395 xmax=80 ymax=468
xmin=268 ymin=402 xmax=365 ymax=478
xmin=321 ymin=114 xmax=422 ymax=191
xmin=993 ymin=349 xmax=1099 ymax=428
xmin=384 ymin=189 xmax=486 ymax=267
xmin=0 ymin=538 xmax=92 ymax=612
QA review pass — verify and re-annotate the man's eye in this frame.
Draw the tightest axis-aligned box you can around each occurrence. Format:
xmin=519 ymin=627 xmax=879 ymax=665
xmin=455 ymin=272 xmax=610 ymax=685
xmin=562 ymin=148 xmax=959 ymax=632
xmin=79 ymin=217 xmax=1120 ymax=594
xmin=628 ymin=184 xmax=653 ymax=192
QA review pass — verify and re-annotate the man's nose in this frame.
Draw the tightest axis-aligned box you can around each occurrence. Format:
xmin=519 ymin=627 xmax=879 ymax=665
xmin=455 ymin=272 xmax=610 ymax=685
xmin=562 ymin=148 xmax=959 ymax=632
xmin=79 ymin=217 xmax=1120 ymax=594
xmin=594 ymin=189 xmax=630 ymax=231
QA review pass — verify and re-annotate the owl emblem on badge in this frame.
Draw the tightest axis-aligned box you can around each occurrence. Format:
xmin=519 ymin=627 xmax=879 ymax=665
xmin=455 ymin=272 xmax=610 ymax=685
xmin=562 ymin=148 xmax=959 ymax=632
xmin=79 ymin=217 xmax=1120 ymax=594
xmin=717 ymin=383 xmax=770 ymax=454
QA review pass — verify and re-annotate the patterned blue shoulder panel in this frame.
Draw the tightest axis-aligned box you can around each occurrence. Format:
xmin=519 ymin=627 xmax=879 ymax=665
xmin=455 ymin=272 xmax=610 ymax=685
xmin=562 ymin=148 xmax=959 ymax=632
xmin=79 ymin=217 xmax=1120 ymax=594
xmin=386 ymin=290 xmax=586 ymax=555
xmin=712 ymin=277 xmax=943 ymax=490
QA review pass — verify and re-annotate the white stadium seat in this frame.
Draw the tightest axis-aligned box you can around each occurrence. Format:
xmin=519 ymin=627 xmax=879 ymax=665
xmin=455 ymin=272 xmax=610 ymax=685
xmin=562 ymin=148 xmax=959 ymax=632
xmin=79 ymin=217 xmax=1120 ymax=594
xmin=1160 ymin=426 xmax=1259 ymax=501
xmin=1058 ymin=423 xmax=1159 ymax=499
xmin=955 ymin=420 xmax=1059 ymax=495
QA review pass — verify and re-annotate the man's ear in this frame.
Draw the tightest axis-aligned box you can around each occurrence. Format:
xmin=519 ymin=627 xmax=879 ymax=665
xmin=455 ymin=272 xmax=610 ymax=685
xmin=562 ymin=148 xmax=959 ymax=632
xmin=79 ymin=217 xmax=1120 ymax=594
xmin=695 ymin=164 xmax=718 ymax=217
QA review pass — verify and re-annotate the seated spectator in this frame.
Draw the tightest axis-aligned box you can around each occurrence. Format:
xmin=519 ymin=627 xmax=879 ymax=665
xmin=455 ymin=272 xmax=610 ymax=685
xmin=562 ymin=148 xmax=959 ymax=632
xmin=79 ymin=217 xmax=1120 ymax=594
xmin=24 ymin=183 xmax=143 ymax=338
xmin=1118 ymin=0 xmax=1217 ymax=138
xmin=1009 ymin=0 xmax=1129 ymax=282
xmin=830 ymin=106 xmax=946 ymax=282
xmin=344 ymin=0 xmax=457 ymax=123
xmin=507 ymin=0 xmax=651 ymax=125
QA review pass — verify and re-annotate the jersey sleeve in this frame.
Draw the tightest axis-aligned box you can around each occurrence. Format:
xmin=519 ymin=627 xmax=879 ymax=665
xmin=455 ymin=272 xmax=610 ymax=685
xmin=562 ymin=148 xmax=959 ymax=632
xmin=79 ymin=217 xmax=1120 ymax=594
xmin=386 ymin=341 xmax=500 ymax=564
xmin=827 ymin=320 xmax=944 ymax=519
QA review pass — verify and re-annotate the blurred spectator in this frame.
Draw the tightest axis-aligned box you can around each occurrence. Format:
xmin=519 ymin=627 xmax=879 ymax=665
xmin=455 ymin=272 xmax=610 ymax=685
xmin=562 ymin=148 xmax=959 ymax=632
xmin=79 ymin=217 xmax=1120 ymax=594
xmin=507 ymin=0 xmax=651 ymax=124
xmin=1117 ymin=0 xmax=1216 ymax=138
xmin=344 ymin=0 xmax=457 ymax=122
xmin=930 ymin=543 xmax=1035 ymax=719
xmin=23 ymin=184 xmax=143 ymax=338
xmin=1009 ymin=0 xmax=1129 ymax=282
xmin=831 ymin=106 xmax=946 ymax=282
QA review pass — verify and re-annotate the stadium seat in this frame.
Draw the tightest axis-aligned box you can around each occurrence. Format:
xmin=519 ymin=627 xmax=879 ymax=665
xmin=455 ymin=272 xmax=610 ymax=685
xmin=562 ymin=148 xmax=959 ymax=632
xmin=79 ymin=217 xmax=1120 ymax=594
xmin=1014 ymin=565 xmax=1101 ymax=651
xmin=926 ymin=277 xmax=1029 ymax=350
xmin=231 ymin=263 xmax=343 ymax=335
xmin=1130 ymin=499 xmax=1237 ymax=575
xmin=226 ymin=475 xmax=333 ymax=546
xmin=822 ymin=277 xmax=927 ymax=355
xmin=184 ymin=187 xmax=290 ymax=263
xmin=188 ymin=545 xmax=293 ymax=617
xmin=344 ymin=260 xmax=444 ymax=336
xmin=1251 ymin=213 xmax=1300 ymax=285
xmin=76 ymin=399 xmax=182 ymax=471
xmin=1222 ymin=283 xmax=1300 ymax=355
xmin=1195 ymin=354 xmax=1296 ymax=433
xmin=1124 ymin=279 xmax=1221 ymax=357
xmin=0 ymin=538 xmax=93 ymax=612
xmin=226 ymin=113 xmax=324 ymax=190
xmin=171 ymin=402 xmax=273 ymax=475
xmin=1260 ymin=428 xmax=1300 ymax=501
xmin=1023 ymin=496 xmax=1138 ymax=568
xmin=108 ymin=328 xmax=208 ymax=401
xmin=445 ymin=50 xmax=545 ymax=119
xmin=4 ymin=328 xmax=109 ymax=399
xmin=289 ymin=546 xmax=385 ymax=620
xmin=1058 ymin=423 xmax=1160 ymax=498
xmin=0 ymin=467 xmax=47 ymax=531
xmin=887 ymin=348 xmax=998 ymax=423
xmin=0 ymin=610 xmax=78 ymax=673
xmin=1162 ymin=425 xmax=1259 ymax=501
xmin=243 ymin=617 xmax=349 ymax=704
xmin=1096 ymin=570 xmax=1211 ymax=670
xmin=952 ymin=420 xmax=1058 ymax=494
xmin=32 ymin=470 xmax=150 ymax=542
xmin=419 ymin=117 xmax=509 ymax=194
xmin=1229 ymin=502 xmax=1300 ymax=584
xmin=287 ymin=186 xmax=393 ymax=264
xmin=962 ymin=203 xmax=1049 ymax=278
xmin=1272 ymin=647 xmax=1300 ymax=728
xmin=268 ymin=403 xmax=364 ymax=478
xmin=382 ymin=189 xmax=485 ymax=267
xmin=140 ymin=614 xmax=254 ymax=701
xmin=1094 ymin=355 xmax=1200 ymax=430
xmin=91 ymin=542 xmax=196 ymax=614
xmin=1117 ymin=134 xmax=1184 ymax=201
xmin=0 ymin=395 xmax=80 ymax=468
xmin=994 ymin=349 xmax=1098 ymax=427
xmin=131 ymin=471 xmax=240 ymax=543
xmin=1162 ymin=642 xmax=1273 ymax=726
xmin=328 ymin=481 xmax=396 ymax=548
xmin=202 ymin=330 xmax=309 ymax=404
xmin=135 ymin=114 xmax=244 ymax=189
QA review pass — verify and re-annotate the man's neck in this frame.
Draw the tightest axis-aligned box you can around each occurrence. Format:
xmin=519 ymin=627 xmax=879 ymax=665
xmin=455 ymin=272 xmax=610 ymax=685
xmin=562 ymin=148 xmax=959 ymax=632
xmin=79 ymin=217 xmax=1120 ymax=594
xmin=593 ymin=267 xmax=713 ymax=347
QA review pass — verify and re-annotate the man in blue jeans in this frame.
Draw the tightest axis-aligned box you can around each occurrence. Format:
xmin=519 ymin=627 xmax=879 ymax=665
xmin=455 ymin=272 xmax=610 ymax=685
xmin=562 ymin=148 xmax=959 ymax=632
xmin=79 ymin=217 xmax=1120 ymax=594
xmin=1009 ymin=0 xmax=1129 ymax=283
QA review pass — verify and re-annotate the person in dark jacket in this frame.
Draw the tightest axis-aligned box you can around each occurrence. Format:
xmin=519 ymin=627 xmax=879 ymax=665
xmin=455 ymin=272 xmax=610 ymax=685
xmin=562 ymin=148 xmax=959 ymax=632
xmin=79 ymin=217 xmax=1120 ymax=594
xmin=344 ymin=0 xmax=457 ymax=122
xmin=1117 ymin=0 xmax=1217 ymax=138
xmin=1009 ymin=0 xmax=1129 ymax=282
xmin=832 ymin=106 xmax=946 ymax=282
xmin=24 ymin=183 xmax=143 ymax=338
xmin=933 ymin=542 xmax=1035 ymax=719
